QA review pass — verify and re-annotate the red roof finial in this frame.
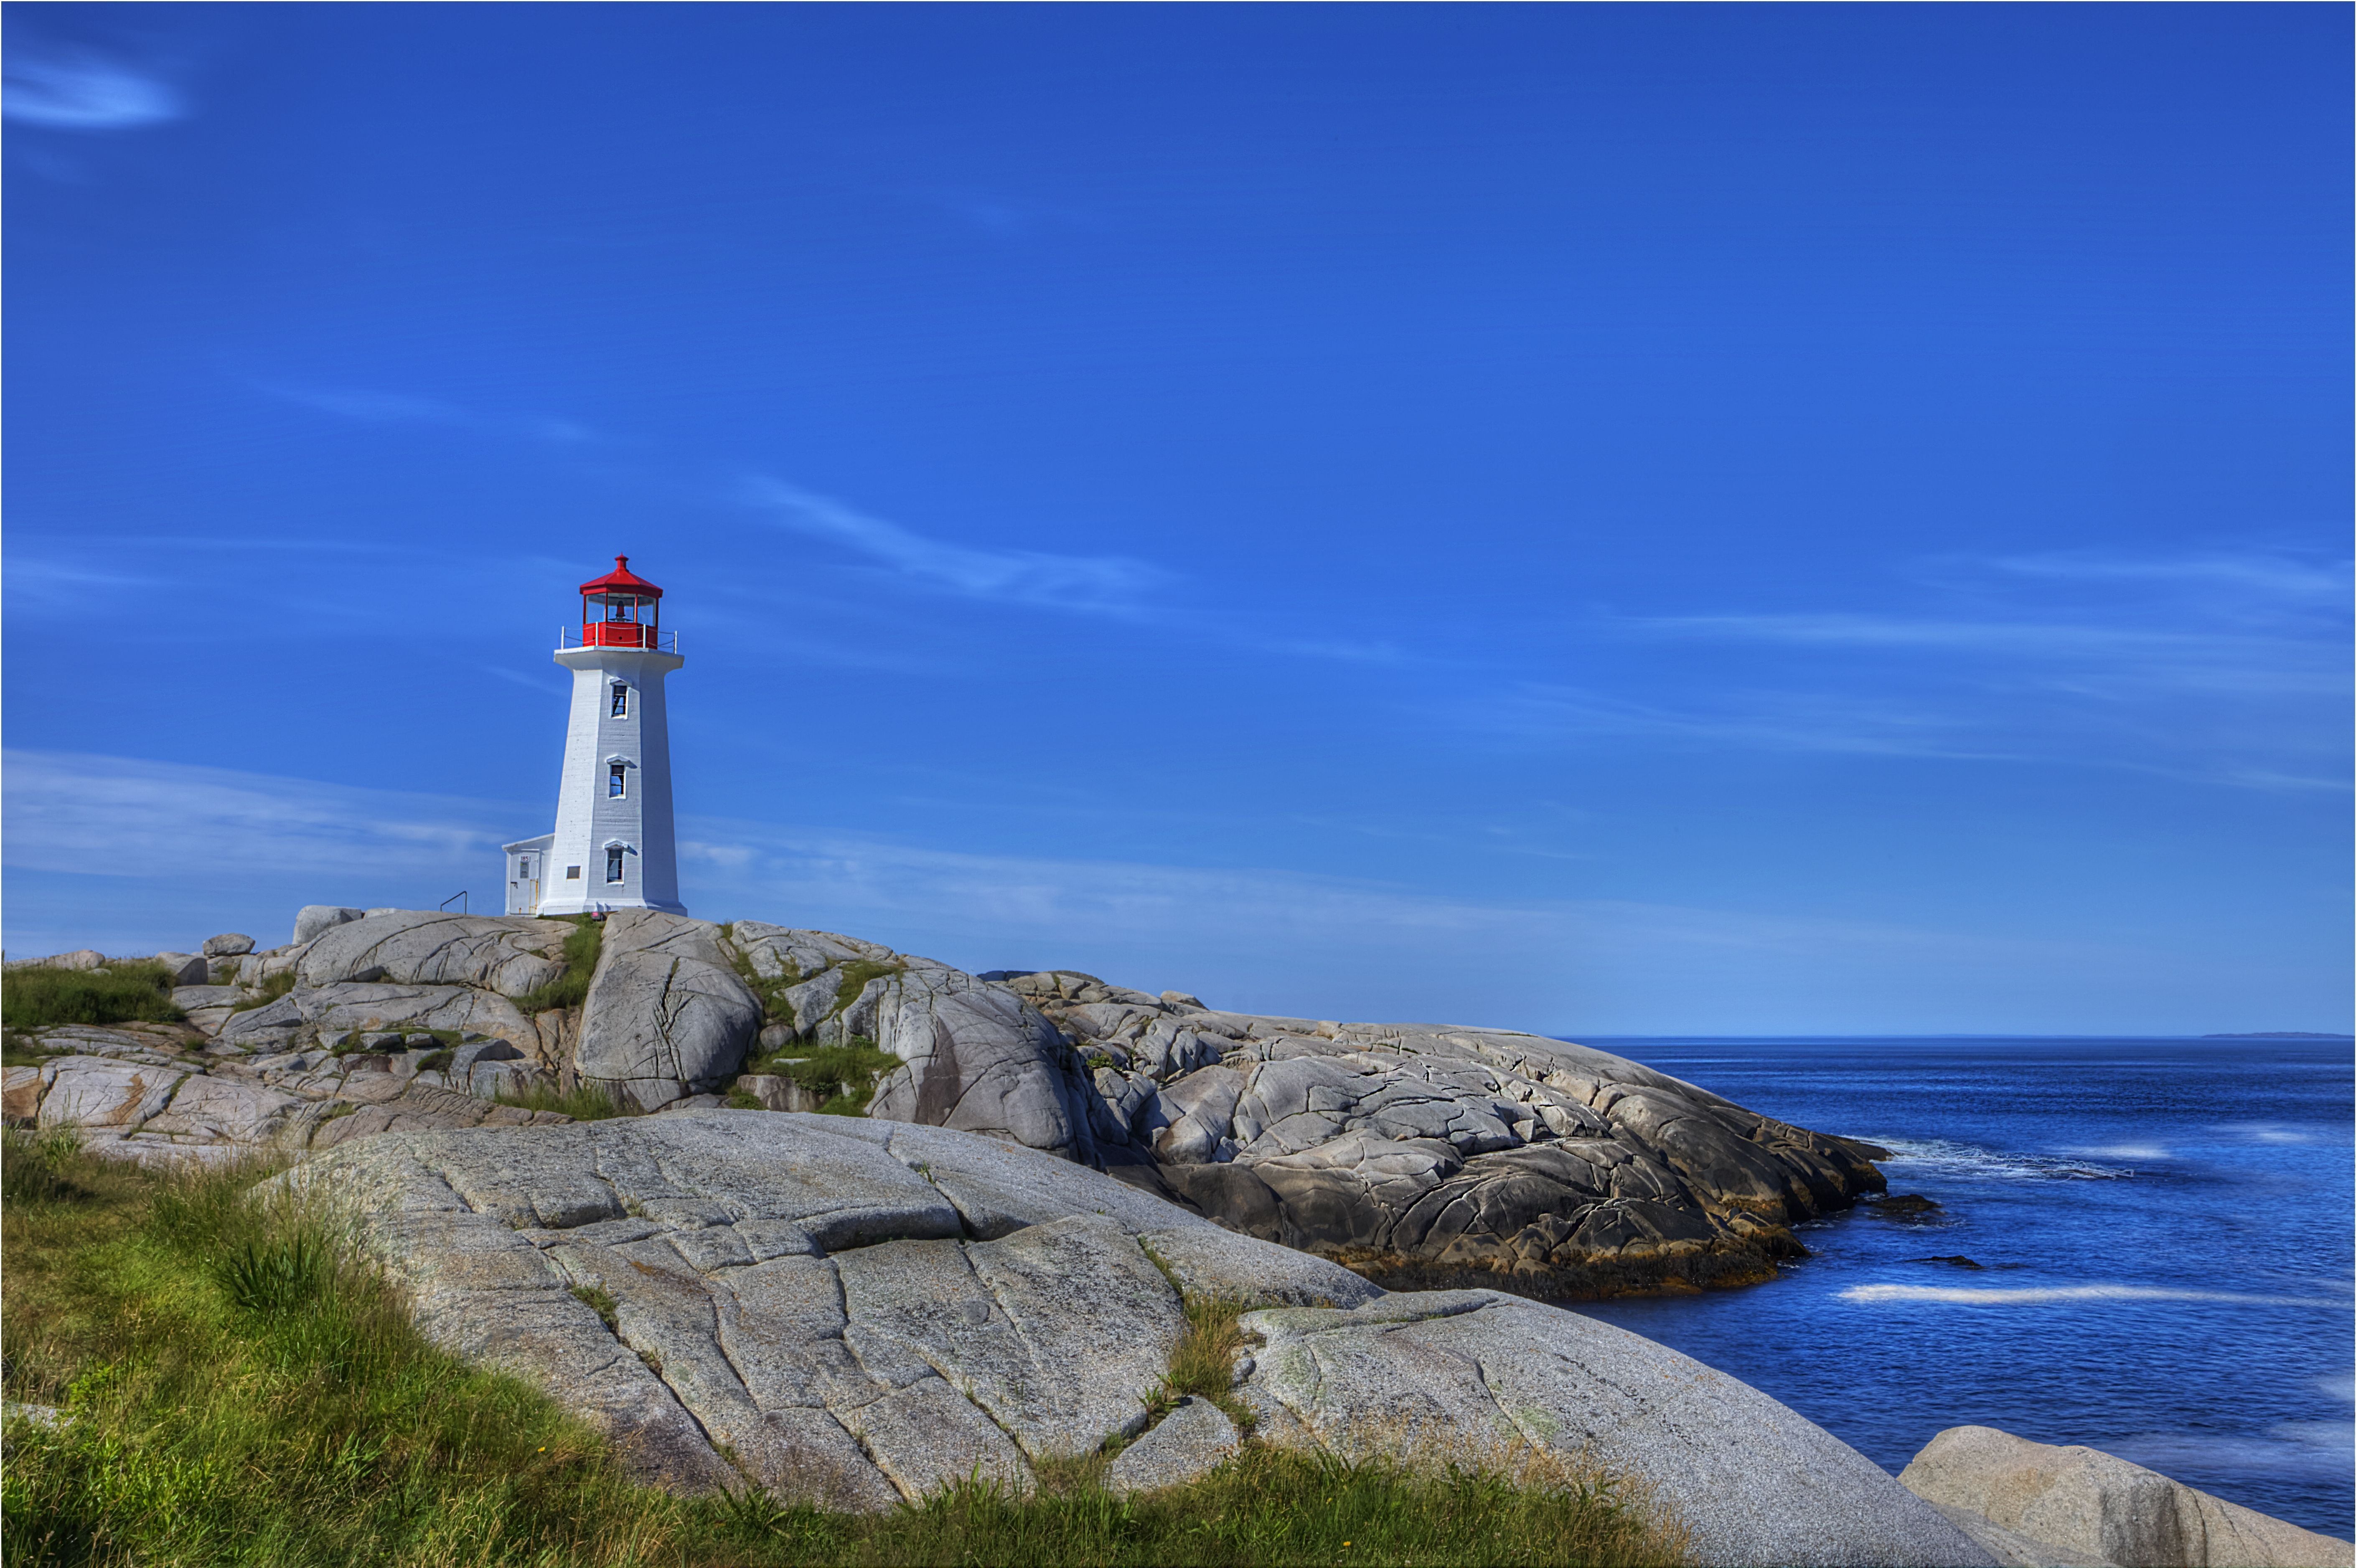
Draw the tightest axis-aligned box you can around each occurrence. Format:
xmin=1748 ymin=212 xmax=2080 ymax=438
xmin=579 ymin=555 xmax=664 ymax=597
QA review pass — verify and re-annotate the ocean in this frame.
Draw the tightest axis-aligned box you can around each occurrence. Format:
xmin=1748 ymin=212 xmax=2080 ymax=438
xmin=1566 ymin=1037 xmax=2355 ymax=1539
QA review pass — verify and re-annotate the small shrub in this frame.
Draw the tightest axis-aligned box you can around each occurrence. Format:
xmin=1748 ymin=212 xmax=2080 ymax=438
xmin=831 ymin=958 xmax=902 ymax=1014
xmin=227 ymin=969 xmax=296 ymax=1013
xmin=745 ymin=1038 xmax=903 ymax=1116
xmin=2 ymin=962 xmax=184 ymax=1030
xmin=514 ymin=916 xmax=603 ymax=1014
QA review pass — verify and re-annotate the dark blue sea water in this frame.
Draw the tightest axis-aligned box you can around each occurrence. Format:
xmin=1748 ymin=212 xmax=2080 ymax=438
xmin=1568 ymin=1038 xmax=2355 ymax=1539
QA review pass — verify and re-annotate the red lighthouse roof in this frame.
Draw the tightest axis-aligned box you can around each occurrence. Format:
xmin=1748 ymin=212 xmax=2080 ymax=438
xmin=580 ymin=555 xmax=663 ymax=598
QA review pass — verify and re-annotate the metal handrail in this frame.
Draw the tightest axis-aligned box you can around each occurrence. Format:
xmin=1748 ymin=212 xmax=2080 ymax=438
xmin=556 ymin=626 xmax=680 ymax=654
xmin=439 ymin=891 xmax=469 ymax=915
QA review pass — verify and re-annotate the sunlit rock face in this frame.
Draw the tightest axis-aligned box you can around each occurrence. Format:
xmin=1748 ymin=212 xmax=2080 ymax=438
xmin=13 ymin=909 xmax=1888 ymax=1298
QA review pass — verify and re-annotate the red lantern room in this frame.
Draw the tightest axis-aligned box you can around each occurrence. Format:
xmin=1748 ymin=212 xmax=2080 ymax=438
xmin=578 ymin=556 xmax=664 ymax=648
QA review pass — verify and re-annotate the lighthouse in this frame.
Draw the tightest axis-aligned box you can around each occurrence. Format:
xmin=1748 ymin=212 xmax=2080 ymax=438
xmin=503 ymin=556 xmax=687 ymax=917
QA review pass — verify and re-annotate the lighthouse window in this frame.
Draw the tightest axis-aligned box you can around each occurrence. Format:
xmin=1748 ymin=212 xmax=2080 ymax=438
xmin=605 ymin=847 xmax=625 ymax=883
xmin=565 ymin=866 xmax=581 ymax=880
xmin=609 ymin=763 xmax=628 ymax=798
xmin=610 ymin=683 xmax=629 ymax=717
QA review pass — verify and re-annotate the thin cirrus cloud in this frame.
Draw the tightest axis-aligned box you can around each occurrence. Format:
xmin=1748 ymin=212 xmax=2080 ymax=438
xmin=1 ymin=750 xmax=511 ymax=878
xmin=3 ymin=43 xmax=181 ymax=130
xmin=262 ymin=383 xmax=595 ymax=446
xmin=740 ymin=476 xmax=1169 ymax=614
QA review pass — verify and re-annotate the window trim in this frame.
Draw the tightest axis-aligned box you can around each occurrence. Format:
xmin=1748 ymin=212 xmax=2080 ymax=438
xmin=610 ymin=681 xmax=630 ymax=718
xmin=605 ymin=846 xmax=626 ymax=883
xmin=608 ymin=762 xmax=629 ymax=798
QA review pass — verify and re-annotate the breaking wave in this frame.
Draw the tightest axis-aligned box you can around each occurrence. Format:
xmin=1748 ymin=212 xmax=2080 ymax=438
xmin=1840 ymin=1283 xmax=2355 ymax=1309
xmin=1873 ymin=1136 xmax=2136 ymax=1181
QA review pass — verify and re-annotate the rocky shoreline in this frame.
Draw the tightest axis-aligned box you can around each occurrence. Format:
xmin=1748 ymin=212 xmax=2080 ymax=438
xmin=7 ymin=906 xmax=1890 ymax=1302
xmin=7 ymin=907 xmax=2352 ymax=1567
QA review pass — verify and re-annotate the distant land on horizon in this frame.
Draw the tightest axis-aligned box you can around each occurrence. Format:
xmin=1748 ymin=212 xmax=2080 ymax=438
xmin=2199 ymin=1031 xmax=2353 ymax=1040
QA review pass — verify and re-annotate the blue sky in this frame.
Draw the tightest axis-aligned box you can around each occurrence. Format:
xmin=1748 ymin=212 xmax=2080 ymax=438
xmin=6 ymin=4 xmax=2348 ymax=1034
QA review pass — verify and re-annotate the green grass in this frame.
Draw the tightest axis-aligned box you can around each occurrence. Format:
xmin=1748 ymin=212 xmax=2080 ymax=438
xmin=492 ymin=1078 xmax=629 ymax=1121
xmin=2 ymin=962 xmax=185 ymax=1032
xmin=743 ymin=1038 xmax=905 ymax=1116
xmin=722 ymin=931 xmax=805 ymax=1025
xmin=226 ymin=971 xmax=296 ymax=1014
xmin=831 ymin=959 xmax=903 ymax=1014
xmin=512 ymin=916 xmax=604 ymax=1015
xmin=1 ymin=1132 xmax=1686 ymax=1568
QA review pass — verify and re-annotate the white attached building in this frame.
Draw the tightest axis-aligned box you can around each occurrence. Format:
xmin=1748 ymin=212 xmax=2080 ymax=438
xmin=505 ymin=556 xmax=687 ymax=916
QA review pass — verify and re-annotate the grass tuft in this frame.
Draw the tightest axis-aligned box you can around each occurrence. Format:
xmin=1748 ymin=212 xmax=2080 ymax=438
xmin=494 ymin=1079 xmax=628 ymax=1121
xmin=831 ymin=959 xmax=903 ymax=1015
xmin=570 ymin=1282 xmax=620 ymax=1331
xmin=742 ymin=1038 xmax=904 ymax=1116
xmin=513 ymin=916 xmax=605 ymax=1015
xmin=227 ymin=970 xmax=296 ymax=1014
xmin=3 ymin=962 xmax=185 ymax=1030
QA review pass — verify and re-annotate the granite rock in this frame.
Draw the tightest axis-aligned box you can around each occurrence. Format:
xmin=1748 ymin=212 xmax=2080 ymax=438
xmin=1240 ymin=1289 xmax=1994 ymax=1567
xmin=292 ymin=905 xmax=369 ymax=945
xmin=1899 ymin=1426 xmax=2353 ymax=1568
xmin=262 ymin=1112 xmax=1992 ymax=1565
xmin=1106 ymin=1397 xmax=1240 ymax=1496
xmin=297 ymin=911 xmax=568 ymax=999
xmin=203 ymin=934 xmax=256 ymax=957
xmin=574 ymin=911 xmax=762 ymax=1109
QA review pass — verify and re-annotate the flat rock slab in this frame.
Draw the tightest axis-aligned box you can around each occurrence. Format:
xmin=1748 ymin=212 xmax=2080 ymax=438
xmin=1238 ymin=1291 xmax=1996 ymax=1568
xmin=5 ymin=1029 xmax=569 ymax=1163
xmin=280 ymin=1112 xmax=1999 ymax=1566
xmin=1900 ymin=1425 xmax=2354 ymax=1568
xmin=1106 ymin=1396 xmax=1240 ymax=1496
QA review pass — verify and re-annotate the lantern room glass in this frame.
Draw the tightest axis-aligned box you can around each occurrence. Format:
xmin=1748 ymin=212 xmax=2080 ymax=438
xmin=582 ymin=589 xmax=661 ymax=648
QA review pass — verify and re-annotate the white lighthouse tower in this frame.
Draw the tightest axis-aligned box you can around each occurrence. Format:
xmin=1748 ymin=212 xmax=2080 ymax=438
xmin=504 ymin=556 xmax=687 ymax=917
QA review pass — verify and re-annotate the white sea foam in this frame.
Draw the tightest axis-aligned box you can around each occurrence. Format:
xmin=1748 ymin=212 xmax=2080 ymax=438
xmin=2076 ymin=1143 xmax=2171 ymax=1161
xmin=1840 ymin=1283 xmax=2354 ymax=1308
xmin=1874 ymin=1137 xmax=2136 ymax=1181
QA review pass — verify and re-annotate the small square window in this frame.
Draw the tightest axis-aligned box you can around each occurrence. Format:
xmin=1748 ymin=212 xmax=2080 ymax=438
xmin=610 ymin=682 xmax=630 ymax=718
xmin=609 ymin=763 xmax=628 ymax=798
xmin=605 ymin=847 xmax=625 ymax=883
xmin=565 ymin=865 xmax=582 ymax=880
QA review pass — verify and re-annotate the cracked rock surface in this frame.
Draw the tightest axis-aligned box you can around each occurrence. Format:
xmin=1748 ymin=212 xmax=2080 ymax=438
xmin=280 ymin=1112 xmax=1992 ymax=1567
xmin=13 ymin=911 xmax=1892 ymax=1298
xmin=1 ymin=1024 xmax=570 ymax=1165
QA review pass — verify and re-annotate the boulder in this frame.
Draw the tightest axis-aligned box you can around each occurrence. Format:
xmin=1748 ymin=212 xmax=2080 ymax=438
xmin=862 ymin=964 xmax=1106 ymax=1161
xmin=10 ymin=949 xmax=106 ymax=972
xmin=275 ymin=1113 xmax=1991 ymax=1565
xmin=1007 ymin=990 xmax=1886 ymax=1298
xmin=203 ymin=934 xmax=255 ymax=957
xmin=736 ymin=1074 xmax=826 ymax=1113
xmin=1104 ymin=1396 xmax=1240 ymax=1496
xmin=1899 ymin=1425 xmax=2353 ymax=1568
xmin=216 ymin=983 xmax=540 ymax=1056
xmin=152 ymin=952 xmax=211 ymax=986
xmin=574 ymin=911 xmax=761 ymax=1110
xmin=292 ymin=905 xmax=368 ymax=945
xmin=1240 ymin=1290 xmax=1991 ymax=1568
xmin=297 ymin=911 xmax=567 ymax=999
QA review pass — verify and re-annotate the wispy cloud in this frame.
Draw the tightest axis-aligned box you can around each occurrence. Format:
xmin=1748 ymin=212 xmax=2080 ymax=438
xmin=3 ymin=751 xmax=2306 ymax=1032
xmin=4 ymin=42 xmax=180 ymax=130
xmin=740 ymin=477 xmax=1169 ymax=613
xmin=2 ymin=751 xmax=511 ymax=879
xmin=1985 ymin=548 xmax=2351 ymax=604
xmin=263 ymin=384 xmax=594 ymax=445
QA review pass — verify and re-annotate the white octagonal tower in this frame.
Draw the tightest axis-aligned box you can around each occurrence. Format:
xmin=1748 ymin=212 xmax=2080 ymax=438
xmin=505 ymin=556 xmax=686 ymax=916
